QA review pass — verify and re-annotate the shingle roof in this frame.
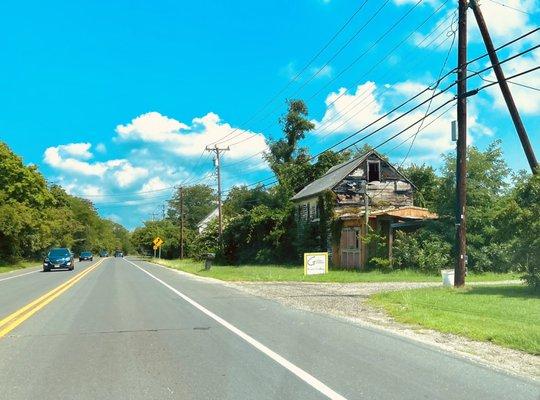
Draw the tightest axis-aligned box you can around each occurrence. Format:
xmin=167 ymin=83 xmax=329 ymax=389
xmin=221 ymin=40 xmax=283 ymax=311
xmin=291 ymin=151 xmax=372 ymax=201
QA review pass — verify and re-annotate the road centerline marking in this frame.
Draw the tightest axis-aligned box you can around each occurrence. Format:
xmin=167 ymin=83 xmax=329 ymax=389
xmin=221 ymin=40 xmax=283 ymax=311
xmin=125 ymin=258 xmax=348 ymax=400
xmin=0 ymin=259 xmax=105 ymax=339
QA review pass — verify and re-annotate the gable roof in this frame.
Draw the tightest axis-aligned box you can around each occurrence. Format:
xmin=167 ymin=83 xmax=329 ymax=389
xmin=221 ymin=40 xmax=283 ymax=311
xmin=197 ymin=208 xmax=219 ymax=228
xmin=291 ymin=150 xmax=415 ymax=201
xmin=291 ymin=151 xmax=372 ymax=201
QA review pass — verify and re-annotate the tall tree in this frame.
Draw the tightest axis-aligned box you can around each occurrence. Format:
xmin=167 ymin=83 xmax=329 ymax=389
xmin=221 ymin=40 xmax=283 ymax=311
xmin=264 ymin=99 xmax=315 ymax=178
xmin=168 ymin=184 xmax=216 ymax=230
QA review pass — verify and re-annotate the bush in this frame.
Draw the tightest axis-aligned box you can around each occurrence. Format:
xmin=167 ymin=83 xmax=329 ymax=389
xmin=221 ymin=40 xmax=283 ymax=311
xmin=393 ymin=228 xmax=452 ymax=273
xmin=368 ymin=257 xmax=393 ymax=272
xmin=520 ymin=261 xmax=540 ymax=292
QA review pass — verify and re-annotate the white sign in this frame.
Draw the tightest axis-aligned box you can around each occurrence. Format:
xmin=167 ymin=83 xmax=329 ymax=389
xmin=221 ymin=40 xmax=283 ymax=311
xmin=304 ymin=252 xmax=328 ymax=276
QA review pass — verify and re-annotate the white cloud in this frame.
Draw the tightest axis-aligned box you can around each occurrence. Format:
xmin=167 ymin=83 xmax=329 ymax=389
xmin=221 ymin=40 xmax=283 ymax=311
xmin=44 ymin=143 xmax=148 ymax=189
xmin=96 ymin=143 xmax=107 ymax=153
xmin=138 ymin=176 xmax=170 ymax=198
xmin=80 ymin=185 xmax=103 ymax=197
xmin=313 ymin=82 xmax=383 ymax=135
xmin=469 ymin=0 xmax=537 ymax=40
xmin=113 ymin=163 xmax=149 ymax=188
xmin=310 ymin=65 xmax=333 ymax=79
xmin=44 ymin=145 xmax=107 ymax=176
xmin=115 ymin=111 xmax=268 ymax=161
xmin=312 ymin=77 xmax=493 ymax=162
xmin=393 ymin=0 xmax=441 ymax=6
xmin=116 ymin=111 xmax=188 ymax=143
xmin=484 ymin=50 xmax=540 ymax=115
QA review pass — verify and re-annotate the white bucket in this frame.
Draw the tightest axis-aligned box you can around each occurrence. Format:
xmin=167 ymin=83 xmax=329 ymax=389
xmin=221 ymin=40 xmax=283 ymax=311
xmin=441 ymin=269 xmax=455 ymax=287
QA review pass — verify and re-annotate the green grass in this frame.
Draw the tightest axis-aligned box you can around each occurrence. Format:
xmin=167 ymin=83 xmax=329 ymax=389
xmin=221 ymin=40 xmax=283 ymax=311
xmin=145 ymin=257 xmax=520 ymax=283
xmin=0 ymin=260 xmax=39 ymax=275
xmin=370 ymin=285 xmax=540 ymax=354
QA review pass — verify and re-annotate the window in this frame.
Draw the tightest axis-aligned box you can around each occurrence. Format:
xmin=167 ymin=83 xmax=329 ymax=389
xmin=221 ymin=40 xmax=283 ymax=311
xmin=306 ymin=204 xmax=311 ymax=220
xmin=367 ymin=161 xmax=380 ymax=182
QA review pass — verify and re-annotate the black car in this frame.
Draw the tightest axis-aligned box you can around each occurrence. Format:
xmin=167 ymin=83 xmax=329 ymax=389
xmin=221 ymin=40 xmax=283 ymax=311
xmin=79 ymin=251 xmax=93 ymax=262
xmin=114 ymin=250 xmax=124 ymax=258
xmin=43 ymin=248 xmax=75 ymax=272
xmin=99 ymin=250 xmax=109 ymax=257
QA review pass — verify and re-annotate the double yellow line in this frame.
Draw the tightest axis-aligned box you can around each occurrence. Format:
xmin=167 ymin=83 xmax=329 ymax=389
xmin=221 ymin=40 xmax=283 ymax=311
xmin=0 ymin=258 xmax=105 ymax=339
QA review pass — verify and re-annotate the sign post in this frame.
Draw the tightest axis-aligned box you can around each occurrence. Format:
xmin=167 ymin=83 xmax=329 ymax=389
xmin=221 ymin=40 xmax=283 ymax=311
xmin=303 ymin=252 xmax=328 ymax=276
xmin=152 ymin=237 xmax=164 ymax=259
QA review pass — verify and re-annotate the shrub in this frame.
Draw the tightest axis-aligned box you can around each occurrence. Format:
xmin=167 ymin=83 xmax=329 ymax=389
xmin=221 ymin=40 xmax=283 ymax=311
xmin=368 ymin=257 xmax=393 ymax=272
xmin=393 ymin=228 xmax=452 ymax=273
xmin=520 ymin=261 xmax=540 ymax=292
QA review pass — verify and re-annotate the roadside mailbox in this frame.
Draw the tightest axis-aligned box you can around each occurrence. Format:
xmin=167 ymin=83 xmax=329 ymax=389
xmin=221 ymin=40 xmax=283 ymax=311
xmin=303 ymin=252 xmax=328 ymax=276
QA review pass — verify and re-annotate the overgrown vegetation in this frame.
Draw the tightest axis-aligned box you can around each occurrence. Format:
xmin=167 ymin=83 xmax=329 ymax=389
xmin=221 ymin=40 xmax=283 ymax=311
xmin=0 ymin=142 xmax=132 ymax=264
xmin=129 ymin=99 xmax=538 ymax=289
xmin=370 ymin=285 xmax=540 ymax=354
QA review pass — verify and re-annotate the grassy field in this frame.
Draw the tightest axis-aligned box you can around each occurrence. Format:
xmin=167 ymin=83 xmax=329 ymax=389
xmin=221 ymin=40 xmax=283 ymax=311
xmin=370 ymin=285 xmax=540 ymax=354
xmin=147 ymin=258 xmax=520 ymax=283
xmin=0 ymin=260 xmax=39 ymax=275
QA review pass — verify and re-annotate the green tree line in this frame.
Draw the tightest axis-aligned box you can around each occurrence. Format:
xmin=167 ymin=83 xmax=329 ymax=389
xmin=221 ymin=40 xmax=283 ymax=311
xmin=0 ymin=142 xmax=132 ymax=261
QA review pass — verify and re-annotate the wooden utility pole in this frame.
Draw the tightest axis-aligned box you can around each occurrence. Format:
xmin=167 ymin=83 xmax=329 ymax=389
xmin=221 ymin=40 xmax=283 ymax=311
xmin=179 ymin=186 xmax=184 ymax=259
xmin=469 ymin=0 xmax=538 ymax=174
xmin=205 ymin=145 xmax=230 ymax=245
xmin=455 ymin=0 xmax=468 ymax=287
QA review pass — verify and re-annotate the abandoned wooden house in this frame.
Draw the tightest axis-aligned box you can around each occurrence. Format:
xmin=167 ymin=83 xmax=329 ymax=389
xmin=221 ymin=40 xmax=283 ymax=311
xmin=291 ymin=150 xmax=437 ymax=269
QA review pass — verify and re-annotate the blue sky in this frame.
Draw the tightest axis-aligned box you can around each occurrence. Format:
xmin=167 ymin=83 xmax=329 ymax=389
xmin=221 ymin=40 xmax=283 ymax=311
xmin=1 ymin=0 xmax=538 ymax=229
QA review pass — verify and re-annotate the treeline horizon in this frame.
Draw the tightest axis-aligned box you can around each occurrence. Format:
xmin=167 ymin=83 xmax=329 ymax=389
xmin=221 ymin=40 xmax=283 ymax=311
xmin=0 ymin=142 xmax=132 ymax=262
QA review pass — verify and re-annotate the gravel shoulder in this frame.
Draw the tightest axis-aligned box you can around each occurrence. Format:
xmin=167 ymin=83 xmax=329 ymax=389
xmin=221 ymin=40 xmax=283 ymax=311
xmin=226 ymin=280 xmax=539 ymax=381
xmin=144 ymin=260 xmax=538 ymax=381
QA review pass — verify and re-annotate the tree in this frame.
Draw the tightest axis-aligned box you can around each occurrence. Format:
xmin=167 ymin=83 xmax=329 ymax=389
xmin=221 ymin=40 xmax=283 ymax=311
xmin=265 ymin=99 xmax=315 ymax=167
xmin=399 ymin=164 xmax=440 ymax=209
xmin=0 ymin=141 xmax=133 ymax=261
xmin=223 ymin=185 xmax=272 ymax=217
xmin=168 ymin=184 xmax=216 ymax=230
xmin=495 ymin=172 xmax=540 ymax=289
xmin=435 ymin=141 xmax=512 ymax=272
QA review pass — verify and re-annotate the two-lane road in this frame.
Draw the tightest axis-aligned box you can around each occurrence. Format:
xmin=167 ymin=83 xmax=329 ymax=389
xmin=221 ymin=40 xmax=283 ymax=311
xmin=0 ymin=257 xmax=538 ymax=399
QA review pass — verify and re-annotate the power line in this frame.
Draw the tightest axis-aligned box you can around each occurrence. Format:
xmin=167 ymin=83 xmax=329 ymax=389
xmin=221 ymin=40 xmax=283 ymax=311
xmin=486 ymin=0 xmax=534 ymax=16
xmin=223 ymin=3 xmax=453 ymax=161
xmin=205 ymin=0 xmax=372 ymax=147
xmin=221 ymin=44 xmax=540 ymax=195
xmin=469 ymin=68 xmax=540 ymax=92
xmin=219 ymin=0 xmax=419 ymax=147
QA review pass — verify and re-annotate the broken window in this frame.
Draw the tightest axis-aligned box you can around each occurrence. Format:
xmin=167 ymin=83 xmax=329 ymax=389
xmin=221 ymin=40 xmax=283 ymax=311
xmin=367 ymin=161 xmax=380 ymax=182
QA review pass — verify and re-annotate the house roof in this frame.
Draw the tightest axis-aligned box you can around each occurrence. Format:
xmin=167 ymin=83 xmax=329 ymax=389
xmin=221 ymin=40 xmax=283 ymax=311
xmin=197 ymin=208 xmax=219 ymax=228
xmin=291 ymin=152 xmax=371 ymax=201
xmin=291 ymin=150 xmax=412 ymax=201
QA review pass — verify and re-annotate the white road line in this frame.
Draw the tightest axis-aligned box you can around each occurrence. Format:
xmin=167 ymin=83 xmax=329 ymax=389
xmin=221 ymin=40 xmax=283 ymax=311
xmin=124 ymin=258 xmax=347 ymax=400
xmin=0 ymin=269 xmax=39 ymax=283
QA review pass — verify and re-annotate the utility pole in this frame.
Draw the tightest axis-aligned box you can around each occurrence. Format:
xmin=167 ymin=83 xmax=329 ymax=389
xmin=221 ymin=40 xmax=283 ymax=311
xmin=179 ymin=186 xmax=184 ymax=259
xmin=205 ymin=145 xmax=230 ymax=245
xmin=455 ymin=0 xmax=468 ymax=287
xmin=162 ymin=204 xmax=166 ymax=220
xmin=469 ymin=0 xmax=538 ymax=174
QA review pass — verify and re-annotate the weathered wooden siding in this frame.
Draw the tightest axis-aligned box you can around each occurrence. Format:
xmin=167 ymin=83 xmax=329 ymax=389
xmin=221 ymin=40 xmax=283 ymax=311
xmin=333 ymin=153 xmax=413 ymax=210
xmin=295 ymin=196 xmax=320 ymax=222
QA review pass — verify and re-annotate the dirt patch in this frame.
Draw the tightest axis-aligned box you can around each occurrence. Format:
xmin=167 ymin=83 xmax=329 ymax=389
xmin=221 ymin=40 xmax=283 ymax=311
xmin=227 ymin=280 xmax=539 ymax=381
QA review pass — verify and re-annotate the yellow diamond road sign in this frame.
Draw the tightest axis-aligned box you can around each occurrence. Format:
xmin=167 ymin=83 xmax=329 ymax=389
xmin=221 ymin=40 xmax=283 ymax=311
xmin=153 ymin=237 xmax=164 ymax=247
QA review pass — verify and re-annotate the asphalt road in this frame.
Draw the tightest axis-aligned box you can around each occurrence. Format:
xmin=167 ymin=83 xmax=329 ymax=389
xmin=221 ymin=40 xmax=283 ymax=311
xmin=0 ymin=257 xmax=538 ymax=400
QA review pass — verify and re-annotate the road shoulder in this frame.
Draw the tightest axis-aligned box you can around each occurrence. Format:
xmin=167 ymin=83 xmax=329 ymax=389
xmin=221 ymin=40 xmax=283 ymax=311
xmin=141 ymin=259 xmax=538 ymax=381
